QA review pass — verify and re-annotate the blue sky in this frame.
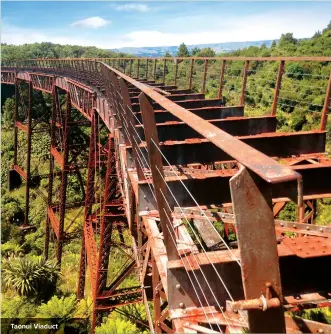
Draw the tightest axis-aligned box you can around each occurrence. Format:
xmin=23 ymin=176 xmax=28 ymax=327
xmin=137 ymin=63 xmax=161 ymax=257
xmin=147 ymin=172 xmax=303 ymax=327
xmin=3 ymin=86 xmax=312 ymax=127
xmin=2 ymin=1 xmax=331 ymax=48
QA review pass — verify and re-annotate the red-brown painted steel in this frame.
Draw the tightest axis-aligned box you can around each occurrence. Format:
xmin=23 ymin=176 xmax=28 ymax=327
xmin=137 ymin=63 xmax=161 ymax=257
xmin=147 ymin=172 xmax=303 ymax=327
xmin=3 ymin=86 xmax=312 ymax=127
xmin=2 ymin=58 xmax=331 ymax=334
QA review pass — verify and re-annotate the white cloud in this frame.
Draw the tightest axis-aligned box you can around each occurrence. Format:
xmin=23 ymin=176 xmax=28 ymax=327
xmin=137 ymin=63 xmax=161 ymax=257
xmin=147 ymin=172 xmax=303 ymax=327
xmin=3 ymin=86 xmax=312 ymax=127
xmin=1 ymin=24 xmax=107 ymax=47
xmin=117 ymin=11 xmax=330 ymax=48
xmin=2 ymin=8 xmax=330 ymax=49
xmin=71 ymin=17 xmax=110 ymax=29
xmin=112 ymin=4 xmax=150 ymax=13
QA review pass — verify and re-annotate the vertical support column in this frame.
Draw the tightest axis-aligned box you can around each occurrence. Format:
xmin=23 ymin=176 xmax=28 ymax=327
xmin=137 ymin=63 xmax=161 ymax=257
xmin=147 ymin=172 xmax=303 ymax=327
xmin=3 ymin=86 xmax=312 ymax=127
xmin=311 ymin=199 xmax=317 ymax=224
xmin=78 ymin=110 xmax=98 ymax=301
xmin=272 ymin=60 xmax=285 ymax=116
xmin=320 ymin=71 xmax=331 ymax=131
xmin=152 ymin=255 xmax=162 ymax=333
xmin=85 ymin=110 xmax=98 ymax=296
xmin=188 ymin=58 xmax=194 ymax=90
xmin=153 ymin=59 xmax=157 ymax=82
xmin=137 ymin=59 xmax=140 ymax=79
xmin=77 ymin=235 xmax=86 ymax=299
xmin=297 ymin=177 xmax=304 ymax=224
xmin=230 ymin=167 xmax=285 ymax=333
xmin=240 ymin=60 xmax=249 ymax=106
xmin=162 ymin=59 xmax=167 ymax=85
xmin=218 ymin=59 xmax=226 ymax=99
xmin=139 ymin=93 xmax=178 ymax=261
xmin=95 ymin=136 xmax=115 ymax=297
xmin=174 ymin=59 xmax=178 ymax=86
xmin=129 ymin=59 xmax=133 ymax=77
xmin=146 ymin=59 xmax=149 ymax=80
xmin=44 ymin=85 xmax=58 ymax=259
xmin=202 ymin=59 xmax=208 ymax=94
xmin=24 ymin=81 xmax=33 ymax=227
xmin=56 ymin=92 xmax=71 ymax=265
xmin=13 ymin=79 xmax=18 ymax=166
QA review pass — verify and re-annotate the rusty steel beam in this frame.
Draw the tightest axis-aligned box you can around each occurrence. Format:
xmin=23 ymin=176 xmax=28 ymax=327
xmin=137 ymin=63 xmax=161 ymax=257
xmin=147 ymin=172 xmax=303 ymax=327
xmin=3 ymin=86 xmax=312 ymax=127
xmin=218 ymin=60 xmax=226 ymax=99
xmin=135 ymin=116 xmax=277 ymax=141
xmin=127 ymin=131 xmax=326 ymax=167
xmin=130 ymin=93 xmax=206 ymax=104
xmin=134 ymin=106 xmax=244 ymax=123
xmin=137 ymin=164 xmax=331 ymax=212
xmin=131 ymin=98 xmax=224 ymax=113
xmin=139 ymin=93 xmax=179 ymax=261
xmin=320 ymin=71 xmax=331 ymax=131
xmin=240 ymin=60 xmax=249 ymax=105
xmin=25 ymin=81 xmax=32 ymax=227
xmin=272 ymin=60 xmax=285 ymax=116
xmin=230 ymin=166 xmax=285 ymax=332
xmin=80 ymin=110 xmax=99 ymax=298
xmin=56 ymin=92 xmax=71 ymax=266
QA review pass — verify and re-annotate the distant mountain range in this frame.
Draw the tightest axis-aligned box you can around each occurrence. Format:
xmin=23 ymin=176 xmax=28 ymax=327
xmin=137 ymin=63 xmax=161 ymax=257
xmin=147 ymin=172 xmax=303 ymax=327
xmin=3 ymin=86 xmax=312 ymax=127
xmin=110 ymin=40 xmax=277 ymax=57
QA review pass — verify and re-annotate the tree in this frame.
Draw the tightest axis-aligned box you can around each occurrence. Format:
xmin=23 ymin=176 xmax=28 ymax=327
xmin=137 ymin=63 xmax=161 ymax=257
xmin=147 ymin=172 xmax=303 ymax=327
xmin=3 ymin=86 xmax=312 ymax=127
xmin=278 ymin=33 xmax=298 ymax=52
xmin=286 ymin=63 xmax=305 ymax=80
xmin=191 ymin=47 xmax=201 ymax=56
xmin=313 ymin=30 xmax=322 ymax=39
xmin=36 ymin=295 xmax=76 ymax=319
xmin=177 ymin=43 xmax=190 ymax=57
xmin=96 ymin=313 xmax=139 ymax=334
xmin=322 ymin=21 xmax=331 ymax=33
xmin=271 ymin=40 xmax=277 ymax=48
xmin=2 ymin=97 xmax=14 ymax=128
xmin=36 ymin=295 xmax=90 ymax=332
xmin=2 ymin=255 xmax=59 ymax=300
xmin=279 ymin=33 xmax=297 ymax=45
xmin=1 ymin=296 xmax=36 ymax=318
xmin=164 ymin=52 xmax=172 ymax=58
xmin=197 ymin=47 xmax=216 ymax=57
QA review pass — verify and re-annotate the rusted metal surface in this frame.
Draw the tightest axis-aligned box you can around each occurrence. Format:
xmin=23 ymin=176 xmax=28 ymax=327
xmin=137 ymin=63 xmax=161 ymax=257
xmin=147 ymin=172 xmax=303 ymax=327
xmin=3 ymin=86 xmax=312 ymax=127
xmin=240 ymin=60 xmax=249 ymax=105
xmin=282 ymin=236 xmax=331 ymax=258
xmin=139 ymin=93 xmax=179 ymax=261
xmin=320 ymin=71 xmax=331 ymax=131
xmin=126 ymin=131 xmax=326 ymax=168
xmin=230 ymin=167 xmax=286 ymax=332
xmin=56 ymin=93 xmax=71 ymax=265
xmin=272 ymin=60 xmax=285 ymax=116
xmin=2 ymin=57 xmax=331 ymax=334
xmin=135 ymin=115 xmax=277 ymax=141
xmin=217 ymin=60 xmax=226 ymax=99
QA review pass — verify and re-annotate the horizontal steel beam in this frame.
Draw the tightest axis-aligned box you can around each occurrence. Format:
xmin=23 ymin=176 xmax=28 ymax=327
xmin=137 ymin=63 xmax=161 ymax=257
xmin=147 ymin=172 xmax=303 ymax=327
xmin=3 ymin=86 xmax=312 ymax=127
xmin=135 ymin=116 xmax=277 ymax=141
xmin=134 ymin=106 xmax=244 ymax=123
xmin=131 ymin=98 xmax=224 ymax=113
xmin=127 ymin=131 xmax=326 ymax=167
xmin=167 ymin=249 xmax=331 ymax=310
xmin=131 ymin=93 xmax=206 ymax=104
xmin=138 ymin=164 xmax=331 ymax=211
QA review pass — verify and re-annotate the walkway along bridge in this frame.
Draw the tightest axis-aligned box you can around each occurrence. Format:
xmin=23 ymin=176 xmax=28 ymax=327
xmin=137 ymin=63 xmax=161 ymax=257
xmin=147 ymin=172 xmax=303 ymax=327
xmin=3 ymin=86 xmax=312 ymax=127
xmin=1 ymin=56 xmax=331 ymax=333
